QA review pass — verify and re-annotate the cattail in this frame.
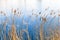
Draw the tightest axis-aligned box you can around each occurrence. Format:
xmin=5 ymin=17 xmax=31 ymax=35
xmin=42 ymin=17 xmax=46 ymax=22
xmin=0 ymin=11 xmax=6 ymax=16
xmin=58 ymin=14 xmax=60 ymax=16
xmin=0 ymin=11 xmax=3 ymax=14
xmin=14 ymin=9 xmax=16 ymax=13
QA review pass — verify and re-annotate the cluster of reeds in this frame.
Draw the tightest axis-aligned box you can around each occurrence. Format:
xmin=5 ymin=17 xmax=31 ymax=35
xmin=39 ymin=8 xmax=60 ymax=40
xmin=0 ymin=8 xmax=60 ymax=40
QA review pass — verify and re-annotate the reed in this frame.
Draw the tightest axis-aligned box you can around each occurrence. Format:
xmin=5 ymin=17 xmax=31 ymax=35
xmin=0 ymin=11 xmax=8 ymax=40
xmin=20 ymin=20 xmax=31 ymax=40
xmin=0 ymin=8 xmax=60 ymax=40
xmin=11 ymin=24 xmax=19 ymax=40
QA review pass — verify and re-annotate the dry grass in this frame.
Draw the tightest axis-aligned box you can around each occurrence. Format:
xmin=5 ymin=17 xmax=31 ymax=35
xmin=20 ymin=29 xmax=31 ymax=40
xmin=0 ymin=9 xmax=60 ymax=40
xmin=40 ymin=21 xmax=45 ymax=40
xmin=11 ymin=24 xmax=19 ymax=40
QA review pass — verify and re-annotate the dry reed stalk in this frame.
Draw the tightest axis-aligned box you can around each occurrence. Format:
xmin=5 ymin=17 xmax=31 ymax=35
xmin=47 ymin=26 xmax=60 ymax=40
xmin=3 ymin=21 xmax=7 ymax=40
xmin=20 ymin=20 xmax=31 ymax=40
xmin=53 ymin=27 xmax=60 ymax=40
xmin=20 ymin=29 xmax=31 ymax=40
xmin=2 ymin=12 xmax=7 ymax=40
xmin=40 ymin=16 xmax=47 ymax=40
xmin=11 ymin=24 xmax=19 ymax=40
xmin=40 ymin=23 xmax=44 ymax=40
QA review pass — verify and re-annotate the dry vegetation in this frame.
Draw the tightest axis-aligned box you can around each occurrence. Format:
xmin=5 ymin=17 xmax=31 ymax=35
xmin=0 ymin=8 xmax=60 ymax=40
